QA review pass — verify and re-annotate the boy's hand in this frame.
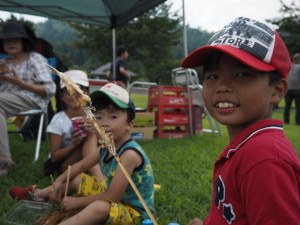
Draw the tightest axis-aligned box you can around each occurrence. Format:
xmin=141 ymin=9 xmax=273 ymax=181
xmin=49 ymin=180 xmax=63 ymax=203
xmin=60 ymin=196 xmax=81 ymax=211
xmin=188 ymin=218 xmax=203 ymax=225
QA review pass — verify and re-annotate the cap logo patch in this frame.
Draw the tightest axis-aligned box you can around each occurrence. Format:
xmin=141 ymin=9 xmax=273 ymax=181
xmin=100 ymin=83 xmax=129 ymax=104
xmin=102 ymin=84 xmax=119 ymax=97
xmin=208 ymin=17 xmax=275 ymax=63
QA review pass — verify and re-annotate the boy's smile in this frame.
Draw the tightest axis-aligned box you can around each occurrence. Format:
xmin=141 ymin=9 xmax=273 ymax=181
xmin=203 ymin=54 xmax=277 ymax=138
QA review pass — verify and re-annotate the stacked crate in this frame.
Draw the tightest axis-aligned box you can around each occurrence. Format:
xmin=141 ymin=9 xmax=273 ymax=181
xmin=131 ymin=111 xmax=156 ymax=140
xmin=148 ymin=86 xmax=192 ymax=138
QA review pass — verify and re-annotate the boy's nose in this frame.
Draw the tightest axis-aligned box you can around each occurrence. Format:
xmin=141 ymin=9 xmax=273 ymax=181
xmin=216 ymin=78 xmax=232 ymax=93
xmin=98 ymin=118 xmax=109 ymax=127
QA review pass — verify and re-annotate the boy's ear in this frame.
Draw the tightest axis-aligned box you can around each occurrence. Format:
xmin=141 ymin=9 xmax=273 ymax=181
xmin=126 ymin=120 xmax=134 ymax=131
xmin=271 ymin=78 xmax=288 ymax=104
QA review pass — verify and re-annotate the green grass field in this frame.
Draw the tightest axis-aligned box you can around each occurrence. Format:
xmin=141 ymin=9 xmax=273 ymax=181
xmin=0 ymin=98 xmax=299 ymax=224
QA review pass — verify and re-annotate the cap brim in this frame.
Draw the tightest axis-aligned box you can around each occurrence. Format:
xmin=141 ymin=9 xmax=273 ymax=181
xmin=90 ymin=90 xmax=129 ymax=109
xmin=181 ymin=45 xmax=276 ymax=72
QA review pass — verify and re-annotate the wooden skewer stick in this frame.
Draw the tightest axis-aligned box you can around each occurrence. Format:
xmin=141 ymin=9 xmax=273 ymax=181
xmin=50 ymin=174 xmax=56 ymax=191
xmin=65 ymin=165 xmax=71 ymax=198
xmin=116 ymin=155 xmax=157 ymax=225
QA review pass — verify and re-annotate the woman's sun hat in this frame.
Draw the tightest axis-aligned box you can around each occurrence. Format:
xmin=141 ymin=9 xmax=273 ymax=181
xmin=0 ymin=21 xmax=35 ymax=52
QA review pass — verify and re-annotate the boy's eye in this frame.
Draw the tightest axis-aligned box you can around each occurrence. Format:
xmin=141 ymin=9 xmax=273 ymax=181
xmin=95 ymin=116 xmax=102 ymax=120
xmin=204 ymin=73 xmax=218 ymax=80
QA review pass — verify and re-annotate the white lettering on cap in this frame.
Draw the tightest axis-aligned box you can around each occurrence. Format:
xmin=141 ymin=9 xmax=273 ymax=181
xmin=208 ymin=17 xmax=275 ymax=63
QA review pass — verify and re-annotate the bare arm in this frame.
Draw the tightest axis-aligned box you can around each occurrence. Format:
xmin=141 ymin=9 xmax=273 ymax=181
xmin=60 ymin=149 xmax=142 ymax=211
xmin=49 ymin=133 xmax=81 ymax=163
xmin=0 ymin=71 xmax=48 ymax=97
xmin=119 ymin=66 xmax=130 ymax=81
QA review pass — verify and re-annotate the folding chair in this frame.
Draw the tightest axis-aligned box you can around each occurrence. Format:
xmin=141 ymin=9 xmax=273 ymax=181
xmin=8 ymin=108 xmax=48 ymax=162
xmin=172 ymin=67 xmax=221 ymax=135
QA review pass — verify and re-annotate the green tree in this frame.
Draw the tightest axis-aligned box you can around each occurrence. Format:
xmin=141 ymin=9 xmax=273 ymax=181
xmin=269 ymin=0 xmax=300 ymax=56
xmin=72 ymin=3 xmax=181 ymax=84
xmin=35 ymin=19 xmax=88 ymax=69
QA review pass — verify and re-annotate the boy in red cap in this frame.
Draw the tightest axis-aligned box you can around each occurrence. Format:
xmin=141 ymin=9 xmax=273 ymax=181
xmin=182 ymin=17 xmax=300 ymax=225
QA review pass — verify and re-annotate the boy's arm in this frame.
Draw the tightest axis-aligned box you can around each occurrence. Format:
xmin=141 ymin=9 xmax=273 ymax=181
xmin=60 ymin=149 xmax=142 ymax=210
xmin=106 ymin=149 xmax=142 ymax=201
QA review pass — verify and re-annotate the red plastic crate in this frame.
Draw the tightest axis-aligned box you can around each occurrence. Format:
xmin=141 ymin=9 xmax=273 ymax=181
xmin=155 ymin=124 xmax=191 ymax=139
xmin=148 ymin=86 xmax=192 ymax=110
xmin=156 ymin=112 xmax=189 ymax=125
xmin=155 ymin=131 xmax=190 ymax=139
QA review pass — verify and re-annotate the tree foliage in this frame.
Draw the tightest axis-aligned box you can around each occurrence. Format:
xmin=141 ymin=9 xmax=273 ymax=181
xmin=269 ymin=0 xmax=300 ymax=56
xmin=71 ymin=3 xmax=182 ymax=84
xmin=35 ymin=20 xmax=88 ymax=68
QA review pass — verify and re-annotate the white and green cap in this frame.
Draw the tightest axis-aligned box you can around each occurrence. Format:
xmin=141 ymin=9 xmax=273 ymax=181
xmin=90 ymin=83 xmax=136 ymax=118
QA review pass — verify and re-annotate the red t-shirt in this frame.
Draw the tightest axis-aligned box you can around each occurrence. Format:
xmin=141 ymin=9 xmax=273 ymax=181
xmin=204 ymin=119 xmax=300 ymax=225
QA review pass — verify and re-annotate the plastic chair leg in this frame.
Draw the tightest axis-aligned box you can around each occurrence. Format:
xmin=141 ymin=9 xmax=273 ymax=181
xmin=34 ymin=113 xmax=44 ymax=162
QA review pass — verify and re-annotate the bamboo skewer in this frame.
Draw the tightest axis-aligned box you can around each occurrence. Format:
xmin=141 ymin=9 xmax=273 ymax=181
xmin=116 ymin=154 xmax=157 ymax=225
xmin=65 ymin=165 xmax=71 ymax=198
xmin=50 ymin=174 xmax=56 ymax=192
xmin=46 ymin=64 xmax=158 ymax=225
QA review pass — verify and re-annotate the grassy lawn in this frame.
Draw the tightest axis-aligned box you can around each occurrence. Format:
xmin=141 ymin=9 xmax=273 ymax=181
xmin=0 ymin=100 xmax=299 ymax=224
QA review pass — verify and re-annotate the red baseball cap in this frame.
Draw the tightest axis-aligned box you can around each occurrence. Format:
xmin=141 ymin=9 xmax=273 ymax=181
xmin=181 ymin=17 xmax=292 ymax=78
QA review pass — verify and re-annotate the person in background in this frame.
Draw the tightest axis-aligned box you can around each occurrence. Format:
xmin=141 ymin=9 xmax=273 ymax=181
xmin=18 ymin=24 xmax=68 ymax=141
xmin=43 ymin=70 xmax=102 ymax=178
xmin=283 ymin=53 xmax=300 ymax=125
xmin=181 ymin=17 xmax=300 ymax=225
xmin=9 ymin=83 xmax=155 ymax=225
xmin=23 ymin=24 xmax=68 ymax=113
xmin=0 ymin=21 xmax=56 ymax=176
xmin=108 ymin=45 xmax=130 ymax=87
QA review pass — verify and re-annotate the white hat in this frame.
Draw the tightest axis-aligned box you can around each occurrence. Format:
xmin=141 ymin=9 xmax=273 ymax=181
xmin=60 ymin=70 xmax=89 ymax=89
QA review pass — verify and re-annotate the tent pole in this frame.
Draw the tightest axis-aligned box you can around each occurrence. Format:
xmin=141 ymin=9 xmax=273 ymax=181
xmin=112 ymin=28 xmax=116 ymax=80
xmin=182 ymin=0 xmax=188 ymax=57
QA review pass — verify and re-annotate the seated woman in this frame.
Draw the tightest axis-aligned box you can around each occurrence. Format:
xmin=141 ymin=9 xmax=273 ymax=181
xmin=0 ymin=21 xmax=56 ymax=176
